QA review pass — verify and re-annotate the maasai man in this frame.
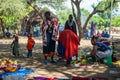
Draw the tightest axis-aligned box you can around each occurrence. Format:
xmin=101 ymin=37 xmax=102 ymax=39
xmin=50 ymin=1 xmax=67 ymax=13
xmin=42 ymin=11 xmax=58 ymax=64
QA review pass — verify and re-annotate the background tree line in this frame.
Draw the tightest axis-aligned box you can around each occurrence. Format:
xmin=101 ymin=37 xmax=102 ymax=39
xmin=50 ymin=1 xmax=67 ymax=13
xmin=0 ymin=0 xmax=120 ymax=38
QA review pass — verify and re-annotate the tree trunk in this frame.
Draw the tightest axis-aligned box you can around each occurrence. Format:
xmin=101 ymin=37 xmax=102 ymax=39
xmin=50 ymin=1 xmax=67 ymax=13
xmin=76 ymin=4 xmax=83 ymax=38
xmin=72 ymin=0 xmax=83 ymax=38
xmin=0 ymin=18 xmax=5 ymax=38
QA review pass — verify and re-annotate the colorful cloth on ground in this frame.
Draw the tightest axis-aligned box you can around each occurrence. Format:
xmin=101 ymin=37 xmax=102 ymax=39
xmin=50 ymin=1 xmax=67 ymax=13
xmin=34 ymin=76 xmax=69 ymax=80
xmin=72 ymin=76 xmax=108 ymax=80
xmin=33 ymin=76 xmax=108 ymax=80
xmin=58 ymin=30 xmax=80 ymax=60
xmin=0 ymin=68 xmax=34 ymax=80
xmin=27 ymin=38 xmax=35 ymax=50
xmin=65 ymin=20 xmax=77 ymax=34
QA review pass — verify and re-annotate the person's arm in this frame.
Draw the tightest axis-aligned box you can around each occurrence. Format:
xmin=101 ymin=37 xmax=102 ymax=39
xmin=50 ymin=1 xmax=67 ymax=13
xmin=64 ymin=21 xmax=68 ymax=30
xmin=32 ymin=40 xmax=35 ymax=48
xmin=10 ymin=41 xmax=14 ymax=48
xmin=85 ymin=45 xmax=98 ymax=59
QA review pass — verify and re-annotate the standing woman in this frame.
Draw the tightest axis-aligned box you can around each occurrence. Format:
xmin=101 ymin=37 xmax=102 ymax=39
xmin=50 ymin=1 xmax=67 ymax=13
xmin=42 ymin=11 xmax=58 ymax=63
xmin=64 ymin=14 xmax=77 ymax=35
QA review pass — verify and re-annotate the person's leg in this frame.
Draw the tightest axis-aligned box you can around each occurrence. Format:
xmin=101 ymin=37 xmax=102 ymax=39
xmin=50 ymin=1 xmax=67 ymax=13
xmin=43 ymin=46 xmax=49 ymax=61
xmin=16 ymin=49 xmax=19 ymax=57
xmin=12 ymin=48 xmax=15 ymax=56
xmin=66 ymin=58 xmax=72 ymax=66
xmin=50 ymin=40 xmax=56 ymax=62
xmin=29 ymin=50 xmax=32 ymax=57
xmin=96 ymin=50 xmax=112 ymax=59
xmin=27 ymin=50 xmax=31 ymax=58
xmin=45 ymin=56 xmax=47 ymax=60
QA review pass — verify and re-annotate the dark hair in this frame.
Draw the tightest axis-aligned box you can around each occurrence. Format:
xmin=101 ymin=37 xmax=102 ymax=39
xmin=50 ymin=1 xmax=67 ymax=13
xmin=28 ymin=33 xmax=32 ymax=37
xmin=45 ymin=11 xmax=51 ymax=17
xmin=91 ymin=35 xmax=98 ymax=41
xmin=69 ymin=14 xmax=73 ymax=17
xmin=14 ymin=35 xmax=18 ymax=42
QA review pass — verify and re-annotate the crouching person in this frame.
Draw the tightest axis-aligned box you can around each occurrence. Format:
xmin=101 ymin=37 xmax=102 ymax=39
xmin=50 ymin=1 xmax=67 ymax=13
xmin=82 ymin=36 xmax=112 ymax=63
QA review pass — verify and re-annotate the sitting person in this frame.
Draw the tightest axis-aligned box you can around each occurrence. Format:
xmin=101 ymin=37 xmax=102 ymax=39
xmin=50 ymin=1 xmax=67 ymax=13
xmin=6 ymin=31 xmax=11 ymax=38
xmin=82 ymin=36 xmax=112 ymax=63
xmin=97 ymin=31 xmax=102 ymax=38
xmin=102 ymin=32 xmax=110 ymax=38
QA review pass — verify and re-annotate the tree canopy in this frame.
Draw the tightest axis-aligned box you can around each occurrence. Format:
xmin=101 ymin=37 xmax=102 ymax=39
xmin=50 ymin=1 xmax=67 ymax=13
xmin=0 ymin=0 xmax=120 ymax=37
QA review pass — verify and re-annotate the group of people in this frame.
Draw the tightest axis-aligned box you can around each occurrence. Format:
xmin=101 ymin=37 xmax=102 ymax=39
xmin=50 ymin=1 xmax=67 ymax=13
xmin=33 ymin=24 xmax=41 ymax=37
xmin=97 ymin=29 xmax=110 ymax=38
xmin=11 ymin=11 xmax=112 ymax=66
xmin=11 ymin=34 xmax=35 ymax=58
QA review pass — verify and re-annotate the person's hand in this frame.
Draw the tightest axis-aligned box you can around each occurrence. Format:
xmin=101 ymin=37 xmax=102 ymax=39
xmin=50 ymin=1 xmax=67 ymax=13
xmin=32 ymin=45 xmax=34 ymax=48
xmin=81 ymin=56 xmax=86 ymax=60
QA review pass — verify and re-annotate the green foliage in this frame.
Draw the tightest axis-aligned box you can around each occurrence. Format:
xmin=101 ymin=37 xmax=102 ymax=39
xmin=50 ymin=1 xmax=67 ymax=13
xmin=96 ymin=0 xmax=118 ymax=10
xmin=90 ymin=15 xmax=110 ymax=27
xmin=90 ymin=16 xmax=104 ymax=24
xmin=112 ymin=16 xmax=120 ymax=27
xmin=57 ymin=9 xmax=72 ymax=25
xmin=0 ymin=0 xmax=33 ymax=28
xmin=98 ymin=10 xmax=111 ymax=19
xmin=0 ymin=0 xmax=26 ymax=17
xmin=81 ymin=8 xmax=90 ymax=16
xmin=36 ymin=0 xmax=65 ymax=11
xmin=41 ymin=7 xmax=50 ymax=11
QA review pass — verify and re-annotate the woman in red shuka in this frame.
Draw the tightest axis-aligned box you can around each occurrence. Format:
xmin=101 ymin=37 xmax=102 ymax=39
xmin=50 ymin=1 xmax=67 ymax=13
xmin=58 ymin=30 xmax=80 ymax=66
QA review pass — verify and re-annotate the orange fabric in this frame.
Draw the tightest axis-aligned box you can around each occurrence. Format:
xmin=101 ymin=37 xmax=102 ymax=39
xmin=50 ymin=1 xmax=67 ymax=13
xmin=44 ymin=52 xmax=54 ymax=57
xmin=27 ymin=38 xmax=35 ymax=50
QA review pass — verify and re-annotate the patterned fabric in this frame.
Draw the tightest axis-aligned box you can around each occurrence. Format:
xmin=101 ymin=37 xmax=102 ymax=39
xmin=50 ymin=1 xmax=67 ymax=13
xmin=0 ymin=68 xmax=34 ymax=80
xmin=65 ymin=20 xmax=77 ymax=35
xmin=42 ymin=19 xmax=58 ymax=46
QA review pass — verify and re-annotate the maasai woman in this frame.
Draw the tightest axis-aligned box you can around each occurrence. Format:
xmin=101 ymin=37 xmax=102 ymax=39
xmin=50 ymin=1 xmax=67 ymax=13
xmin=65 ymin=14 xmax=77 ymax=35
xmin=57 ymin=30 xmax=80 ymax=66
xmin=42 ymin=11 xmax=58 ymax=63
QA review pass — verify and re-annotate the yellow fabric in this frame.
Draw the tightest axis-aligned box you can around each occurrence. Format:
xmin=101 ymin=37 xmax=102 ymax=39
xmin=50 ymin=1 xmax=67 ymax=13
xmin=113 ymin=60 xmax=120 ymax=66
xmin=44 ymin=52 xmax=54 ymax=57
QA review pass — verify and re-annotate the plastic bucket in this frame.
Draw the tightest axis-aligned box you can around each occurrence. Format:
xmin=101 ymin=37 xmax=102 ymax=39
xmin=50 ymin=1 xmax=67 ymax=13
xmin=103 ymin=56 xmax=112 ymax=65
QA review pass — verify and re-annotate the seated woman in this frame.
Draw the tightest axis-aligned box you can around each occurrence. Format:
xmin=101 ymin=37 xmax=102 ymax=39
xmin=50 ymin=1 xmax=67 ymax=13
xmin=102 ymin=32 xmax=110 ymax=38
xmin=57 ymin=30 xmax=80 ymax=66
xmin=82 ymin=36 xmax=112 ymax=62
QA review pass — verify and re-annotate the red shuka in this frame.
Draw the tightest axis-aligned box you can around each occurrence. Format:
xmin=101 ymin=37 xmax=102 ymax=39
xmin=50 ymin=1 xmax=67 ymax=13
xmin=58 ymin=30 xmax=80 ymax=60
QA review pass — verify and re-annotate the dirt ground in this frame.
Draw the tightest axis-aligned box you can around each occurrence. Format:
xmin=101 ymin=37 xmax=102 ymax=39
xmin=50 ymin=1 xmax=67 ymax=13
xmin=0 ymin=36 xmax=120 ymax=80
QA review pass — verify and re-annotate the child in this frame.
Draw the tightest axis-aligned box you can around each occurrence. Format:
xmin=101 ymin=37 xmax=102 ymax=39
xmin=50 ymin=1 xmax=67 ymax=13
xmin=11 ymin=35 xmax=19 ymax=57
xmin=27 ymin=34 xmax=35 ymax=58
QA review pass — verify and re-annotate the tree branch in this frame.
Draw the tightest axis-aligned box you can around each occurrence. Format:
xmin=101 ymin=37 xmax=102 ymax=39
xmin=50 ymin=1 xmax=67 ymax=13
xmin=78 ymin=0 xmax=82 ymax=3
xmin=71 ymin=0 xmax=77 ymax=21
xmin=83 ymin=0 xmax=117 ymax=30
xmin=71 ymin=0 xmax=75 ymax=4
